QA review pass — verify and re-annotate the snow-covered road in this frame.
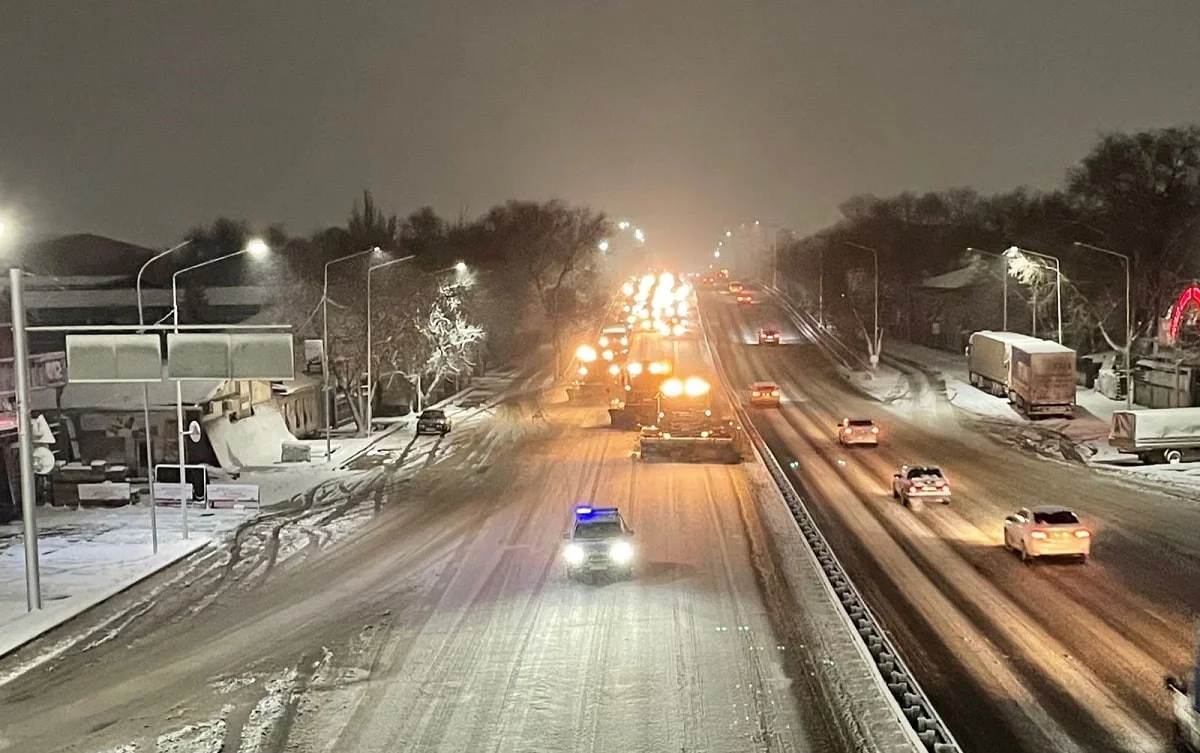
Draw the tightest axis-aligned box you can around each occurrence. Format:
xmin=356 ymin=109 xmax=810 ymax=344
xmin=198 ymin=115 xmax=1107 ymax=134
xmin=0 ymin=370 xmax=845 ymax=751
xmin=708 ymin=290 xmax=1195 ymax=753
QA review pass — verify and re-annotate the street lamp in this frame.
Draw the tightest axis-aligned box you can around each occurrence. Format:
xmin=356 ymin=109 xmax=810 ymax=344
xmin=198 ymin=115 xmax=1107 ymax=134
xmin=618 ymin=221 xmax=630 ymax=231
xmin=713 ymin=250 xmax=720 ymax=259
xmin=365 ymin=254 xmax=416 ymax=435
xmin=634 ymin=228 xmax=645 ymax=243
xmin=598 ymin=240 xmax=610 ymax=252
xmin=843 ymin=241 xmax=880 ymax=365
xmin=966 ymin=247 xmax=1010 ymax=331
xmin=323 ymin=247 xmax=383 ymax=458
xmin=171 ymin=237 xmax=269 ymax=539
xmin=455 ymin=261 xmax=468 ymax=273
xmin=136 ymin=239 xmax=192 ymax=553
xmin=1075 ymin=241 xmax=1133 ymax=408
xmin=1005 ymin=246 xmax=1062 ymax=343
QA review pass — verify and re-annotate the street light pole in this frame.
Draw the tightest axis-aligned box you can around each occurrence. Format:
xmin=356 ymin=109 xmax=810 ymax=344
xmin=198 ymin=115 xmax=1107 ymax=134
xmin=365 ymin=254 xmax=415 ymax=436
xmin=323 ymin=247 xmax=380 ymax=459
xmin=1074 ymin=241 xmax=1133 ymax=408
xmin=171 ymin=240 xmax=268 ymax=539
xmin=10 ymin=268 xmax=41 ymax=611
xmin=1006 ymin=246 xmax=1062 ymax=343
xmin=843 ymin=241 xmax=880 ymax=364
xmin=136 ymin=240 xmax=191 ymax=554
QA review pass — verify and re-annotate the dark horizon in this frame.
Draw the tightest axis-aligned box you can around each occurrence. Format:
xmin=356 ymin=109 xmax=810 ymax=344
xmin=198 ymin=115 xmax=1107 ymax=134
xmin=2 ymin=2 xmax=1198 ymax=264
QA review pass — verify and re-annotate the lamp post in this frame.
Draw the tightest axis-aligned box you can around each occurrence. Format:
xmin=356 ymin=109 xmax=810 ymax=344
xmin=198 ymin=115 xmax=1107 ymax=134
xmin=1075 ymin=241 xmax=1133 ymax=408
xmin=136 ymin=239 xmax=192 ymax=553
xmin=966 ymin=247 xmax=1009 ymax=331
xmin=1006 ymin=246 xmax=1062 ymax=343
xmin=323 ymin=247 xmax=381 ymax=458
xmin=171 ymin=238 xmax=269 ymax=538
xmin=365 ymin=254 xmax=416 ymax=435
xmin=843 ymin=241 xmax=880 ymax=364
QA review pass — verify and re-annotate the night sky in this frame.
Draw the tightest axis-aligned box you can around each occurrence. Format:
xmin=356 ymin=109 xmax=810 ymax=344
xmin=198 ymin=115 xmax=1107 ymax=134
xmin=2 ymin=1 xmax=1198 ymax=260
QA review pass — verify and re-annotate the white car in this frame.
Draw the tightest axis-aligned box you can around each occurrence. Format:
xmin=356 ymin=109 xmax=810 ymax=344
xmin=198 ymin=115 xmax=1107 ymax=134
xmin=891 ymin=465 xmax=950 ymax=506
xmin=838 ymin=418 xmax=879 ymax=446
xmin=1003 ymin=505 xmax=1092 ymax=563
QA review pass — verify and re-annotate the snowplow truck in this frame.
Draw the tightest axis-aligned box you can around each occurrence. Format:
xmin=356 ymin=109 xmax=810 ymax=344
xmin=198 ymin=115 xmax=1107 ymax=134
xmin=638 ymin=376 xmax=742 ymax=464
xmin=608 ymin=357 xmax=674 ymax=429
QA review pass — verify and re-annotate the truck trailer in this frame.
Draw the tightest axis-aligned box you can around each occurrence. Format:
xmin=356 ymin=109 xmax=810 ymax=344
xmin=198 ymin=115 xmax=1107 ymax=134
xmin=966 ymin=331 xmax=1041 ymax=397
xmin=1109 ymin=407 xmax=1200 ymax=464
xmin=1009 ymin=341 xmax=1076 ymax=418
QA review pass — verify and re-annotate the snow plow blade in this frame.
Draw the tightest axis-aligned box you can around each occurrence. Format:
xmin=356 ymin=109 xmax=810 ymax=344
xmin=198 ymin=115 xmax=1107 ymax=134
xmin=608 ymin=407 xmax=640 ymax=430
xmin=638 ymin=435 xmax=742 ymax=464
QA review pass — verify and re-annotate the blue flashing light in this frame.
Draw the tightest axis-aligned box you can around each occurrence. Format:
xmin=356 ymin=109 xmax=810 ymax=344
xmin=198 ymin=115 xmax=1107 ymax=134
xmin=575 ymin=505 xmax=593 ymax=515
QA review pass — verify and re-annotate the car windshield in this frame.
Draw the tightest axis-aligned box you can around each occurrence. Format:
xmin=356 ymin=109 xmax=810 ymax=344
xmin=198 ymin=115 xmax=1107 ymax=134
xmin=1033 ymin=510 xmax=1080 ymax=525
xmin=908 ymin=467 xmax=942 ymax=479
xmin=575 ymin=521 xmax=623 ymax=539
xmin=849 ymin=419 xmax=873 ymax=427
xmin=421 ymin=410 xmax=445 ymax=419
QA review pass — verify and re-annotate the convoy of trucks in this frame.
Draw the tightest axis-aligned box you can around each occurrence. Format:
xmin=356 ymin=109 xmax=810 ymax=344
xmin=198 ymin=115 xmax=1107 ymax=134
xmin=966 ymin=331 xmax=1076 ymax=418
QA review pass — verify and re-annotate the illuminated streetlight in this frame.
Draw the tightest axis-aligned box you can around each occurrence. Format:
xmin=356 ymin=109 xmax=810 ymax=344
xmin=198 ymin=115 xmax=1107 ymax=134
xmin=618 ymin=221 xmax=630 ymax=231
xmin=725 ymin=230 xmax=732 ymax=238
xmin=634 ymin=228 xmax=645 ymax=243
xmin=714 ymin=250 xmax=721 ymax=258
xmin=245 ymin=237 xmax=269 ymax=258
xmin=455 ymin=261 xmax=467 ymax=273
xmin=598 ymin=240 xmax=610 ymax=252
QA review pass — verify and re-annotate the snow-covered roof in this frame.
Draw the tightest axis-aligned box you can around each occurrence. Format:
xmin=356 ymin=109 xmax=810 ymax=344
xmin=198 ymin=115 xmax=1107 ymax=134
xmin=1012 ymin=340 xmax=1074 ymax=355
xmin=972 ymin=330 xmax=1041 ymax=344
xmin=922 ymin=262 xmax=989 ymax=290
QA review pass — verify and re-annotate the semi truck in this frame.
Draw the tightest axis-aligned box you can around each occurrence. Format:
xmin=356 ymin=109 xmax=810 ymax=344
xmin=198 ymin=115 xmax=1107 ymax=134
xmin=1109 ymin=407 xmax=1200 ymax=464
xmin=1009 ymin=341 xmax=1076 ymax=418
xmin=966 ymin=331 xmax=1040 ymax=397
xmin=966 ymin=331 xmax=1075 ymax=418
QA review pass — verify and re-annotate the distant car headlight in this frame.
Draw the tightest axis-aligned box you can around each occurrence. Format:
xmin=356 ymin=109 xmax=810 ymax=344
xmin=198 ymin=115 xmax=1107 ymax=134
xmin=609 ymin=541 xmax=633 ymax=564
xmin=564 ymin=543 xmax=585 ymax=565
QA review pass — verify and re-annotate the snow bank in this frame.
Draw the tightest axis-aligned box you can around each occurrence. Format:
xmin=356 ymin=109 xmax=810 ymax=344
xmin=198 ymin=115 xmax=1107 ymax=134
xmin=205 ymin=404 xmax=297 ymax=469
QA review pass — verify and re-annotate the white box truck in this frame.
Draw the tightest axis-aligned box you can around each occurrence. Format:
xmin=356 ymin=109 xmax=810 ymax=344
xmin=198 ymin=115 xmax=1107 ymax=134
xmin=966 ymin=331 xmax=1041 ymax=397
xmin=1010 ymin=341 xmax=1076 ymax=418
xmin=1109 ymin=407 xmax=1200 ymax=464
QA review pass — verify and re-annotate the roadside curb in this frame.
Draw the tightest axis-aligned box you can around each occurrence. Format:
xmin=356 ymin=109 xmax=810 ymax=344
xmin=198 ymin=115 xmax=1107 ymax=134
xmin=0 ymin=537 xmax=212 ymax=662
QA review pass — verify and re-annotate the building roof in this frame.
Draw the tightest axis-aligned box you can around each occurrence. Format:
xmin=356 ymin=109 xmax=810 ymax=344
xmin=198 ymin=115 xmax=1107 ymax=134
xmin=16 ymin=234 xmax=159 ymax=278
xmin=922 ymin=261 xmax=990 ymax=290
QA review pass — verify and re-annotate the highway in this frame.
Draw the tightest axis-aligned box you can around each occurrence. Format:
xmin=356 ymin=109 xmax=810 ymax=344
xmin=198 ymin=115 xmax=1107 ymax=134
xmin=703 ymin=287 xmax=1200 ymax=753
xmin=0 ymin=338 xmax=838 ymax=752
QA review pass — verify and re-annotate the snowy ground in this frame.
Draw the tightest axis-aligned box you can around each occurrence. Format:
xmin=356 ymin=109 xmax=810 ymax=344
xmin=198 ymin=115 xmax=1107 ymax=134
xmin=0 ymin=370 xmax=520 ymax=662
xmin=766 ymin=292 xmax=1200 ymax=498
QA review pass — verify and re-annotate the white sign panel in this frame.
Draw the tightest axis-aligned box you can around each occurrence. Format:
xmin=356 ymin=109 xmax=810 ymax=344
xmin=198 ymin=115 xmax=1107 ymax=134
xmin=77 ymin=482 xmax=132 ymax=502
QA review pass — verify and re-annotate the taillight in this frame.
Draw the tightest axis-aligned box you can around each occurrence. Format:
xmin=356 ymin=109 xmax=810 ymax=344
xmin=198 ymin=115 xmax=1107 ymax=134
xmin=1074 ymin=530 xmax=1091 ymax=539
xmin=1030 ymin=530 xmax=1048 ymax=540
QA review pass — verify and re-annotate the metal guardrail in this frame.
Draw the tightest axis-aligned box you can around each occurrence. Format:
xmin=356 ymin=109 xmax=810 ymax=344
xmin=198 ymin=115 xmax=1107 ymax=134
xmin=699 ymin=303 xmax=963 ymax=753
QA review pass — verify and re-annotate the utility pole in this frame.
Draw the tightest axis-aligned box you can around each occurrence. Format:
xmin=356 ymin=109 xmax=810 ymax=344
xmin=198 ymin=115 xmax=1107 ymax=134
xmin=10 ymin=268 xmax=41 ymax=610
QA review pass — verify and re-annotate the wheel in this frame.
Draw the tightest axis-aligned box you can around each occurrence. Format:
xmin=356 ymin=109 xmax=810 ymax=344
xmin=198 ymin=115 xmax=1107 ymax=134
xmin=1020 ymin=544 xmax=1032 ymax=564
xmin=1166 ymin=449 xmax=1183 ymax=464
xmin=892 ymin=487 xmax=899 ymax=500
xmin=1002 ymin=530 xmax=1012 ymax=551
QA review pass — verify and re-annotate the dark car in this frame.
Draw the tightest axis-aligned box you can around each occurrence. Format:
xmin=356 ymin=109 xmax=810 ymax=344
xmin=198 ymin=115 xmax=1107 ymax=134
xmin=416 ymin=408 xmax=452 ymax=435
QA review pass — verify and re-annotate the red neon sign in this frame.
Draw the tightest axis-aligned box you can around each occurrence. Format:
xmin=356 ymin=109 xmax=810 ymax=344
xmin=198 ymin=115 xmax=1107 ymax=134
xmin=1169 ymin=283 xmax=1200 ymax=341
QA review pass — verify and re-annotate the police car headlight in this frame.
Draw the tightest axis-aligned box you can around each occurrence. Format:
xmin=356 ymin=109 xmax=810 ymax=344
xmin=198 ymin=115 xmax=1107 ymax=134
xmin=609 ymin=541 xmax=634 ymax=565
xmin=563 ymin=544 xmax=585 ymax=565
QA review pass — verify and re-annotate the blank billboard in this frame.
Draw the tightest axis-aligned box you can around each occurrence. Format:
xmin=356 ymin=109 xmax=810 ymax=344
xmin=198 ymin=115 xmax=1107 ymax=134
xmin=66 ymin=334 xmax=162 ymax=383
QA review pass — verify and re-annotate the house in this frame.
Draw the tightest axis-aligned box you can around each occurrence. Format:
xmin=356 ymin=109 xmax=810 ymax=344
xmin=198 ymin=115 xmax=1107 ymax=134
xmin=911 ymin=259 xmax=1007 ymax=352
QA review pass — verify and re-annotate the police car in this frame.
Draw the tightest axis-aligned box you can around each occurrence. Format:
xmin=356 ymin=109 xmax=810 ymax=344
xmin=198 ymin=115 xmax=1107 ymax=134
xmin=561 ymin=505 xmax=636 ymax=579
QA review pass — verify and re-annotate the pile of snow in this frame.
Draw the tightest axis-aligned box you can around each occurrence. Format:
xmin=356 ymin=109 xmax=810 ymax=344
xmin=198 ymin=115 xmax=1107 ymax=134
xmin=155 ymin=706 xmax=232 ymax=753
xmin=205 ymin=404 xmax=297 ymax=469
